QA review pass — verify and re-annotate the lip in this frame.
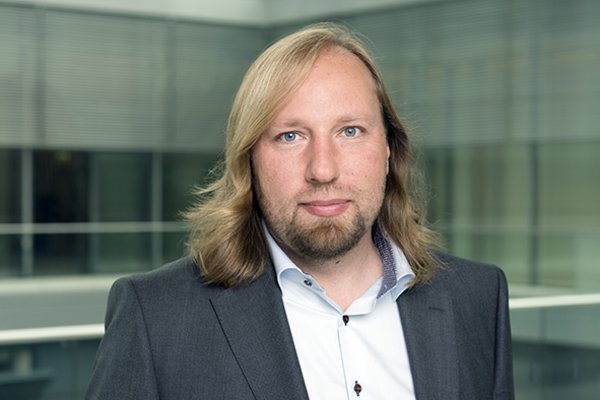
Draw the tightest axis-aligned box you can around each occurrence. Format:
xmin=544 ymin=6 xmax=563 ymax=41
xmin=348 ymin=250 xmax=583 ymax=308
xmin=300 ymin=199 xmax=350 ymax=217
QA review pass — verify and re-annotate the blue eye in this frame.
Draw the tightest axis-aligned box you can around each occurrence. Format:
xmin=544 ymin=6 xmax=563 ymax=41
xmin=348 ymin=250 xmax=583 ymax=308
xmin=281 ymin=132 xmax=298 ymax=142
xmin=343 ymin=127 xmax=358 ymax=137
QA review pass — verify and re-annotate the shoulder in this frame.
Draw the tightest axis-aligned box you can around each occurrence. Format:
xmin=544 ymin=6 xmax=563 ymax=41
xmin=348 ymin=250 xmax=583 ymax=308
xmin=431 ymin=251 xmax=507 ymax=287
xmin=107 ymin=257 xmax=223 ymax=317
xmin=116 ymin=256 xmax=201 ymax=290
xmin=412 ymin=251 xmax=509 ymax=306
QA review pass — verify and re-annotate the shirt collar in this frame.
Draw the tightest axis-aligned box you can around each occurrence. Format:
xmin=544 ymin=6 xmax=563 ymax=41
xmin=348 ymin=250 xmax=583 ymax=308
xmin=263 ymin=221 xmax=415 ymax=302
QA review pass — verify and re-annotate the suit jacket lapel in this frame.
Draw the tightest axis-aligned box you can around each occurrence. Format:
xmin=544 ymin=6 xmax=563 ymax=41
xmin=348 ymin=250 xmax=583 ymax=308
xmin=210 ymin=266 xmax=309 ymax=400
xmin=397 ymin=284 xmax=459 ymax=400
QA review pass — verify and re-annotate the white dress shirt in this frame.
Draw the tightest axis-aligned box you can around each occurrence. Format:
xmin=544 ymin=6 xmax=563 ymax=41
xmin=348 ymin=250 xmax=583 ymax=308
xmin=264 ymin=225 xmax=417 ymax=400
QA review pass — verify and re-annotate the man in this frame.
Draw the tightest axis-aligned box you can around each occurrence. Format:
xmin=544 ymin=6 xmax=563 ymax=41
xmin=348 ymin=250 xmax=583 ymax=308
xmin=87 ymin=23 xmax=514 ymax=400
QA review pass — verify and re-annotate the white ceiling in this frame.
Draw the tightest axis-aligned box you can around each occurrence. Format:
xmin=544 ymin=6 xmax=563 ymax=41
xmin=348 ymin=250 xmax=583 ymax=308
xmin=0 ymin=0 xmax=438 ymax=25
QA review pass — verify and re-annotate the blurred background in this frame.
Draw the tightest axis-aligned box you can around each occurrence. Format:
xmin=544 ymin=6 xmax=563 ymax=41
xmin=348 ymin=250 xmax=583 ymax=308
xmin=0 ymin=0 xmax=599 ymax=398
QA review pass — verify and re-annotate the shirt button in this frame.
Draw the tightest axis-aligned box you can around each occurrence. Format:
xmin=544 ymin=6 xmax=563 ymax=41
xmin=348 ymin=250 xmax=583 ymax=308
xmin=303 ymin=279 xmax=312 ymax=287
xmin=353 ymin=381 xmax=362 ymax=396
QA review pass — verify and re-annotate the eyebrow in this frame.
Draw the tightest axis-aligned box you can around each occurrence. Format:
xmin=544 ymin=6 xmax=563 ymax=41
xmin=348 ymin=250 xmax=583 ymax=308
xmin=272 ymin=115 xmax=378 ymax=129
xmin=337 ymin=115 xmax=377 ymax=125
xmin=271 ymin=118 xmax=304 ymax=129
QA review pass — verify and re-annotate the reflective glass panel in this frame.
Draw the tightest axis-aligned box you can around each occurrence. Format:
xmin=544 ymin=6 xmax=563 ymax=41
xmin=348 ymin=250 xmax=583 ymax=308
xmin=95 ymin=152 xmax=152 ymax=222
xmin=0 ymin=149 xmax=21 ymax=223
xmin=162 ymin=231 xmax=187 ymax=263
xmin=0 ymin=340 xmax=100 ymax=400
xmin=0 ymin=234 xmax=21 ymax=277
xmin=33 ymin=234 xmax=88 ymax=275
xmin=33 ymin=150 xmax=89 ymax=223
xmin=94 ymin=232 xmax=151 ymax=274
xmin=512 ymin=303 xmax=600 ymax=400
xmin=162 ymin=152 xmax=220 ymax=221
xmin=538 ymin=141 xmax=600 ymax=290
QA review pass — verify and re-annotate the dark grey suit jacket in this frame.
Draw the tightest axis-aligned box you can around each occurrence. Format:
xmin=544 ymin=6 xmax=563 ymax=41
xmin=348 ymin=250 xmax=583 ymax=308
xmin=86 ymin=253 xmax=514 ymax=399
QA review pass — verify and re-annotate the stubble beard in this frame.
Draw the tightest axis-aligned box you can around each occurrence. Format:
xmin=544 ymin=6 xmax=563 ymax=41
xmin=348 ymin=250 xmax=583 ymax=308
xmin=257 ymin=186 xmax=384 ymax=262
xmin=284 ymin=212 xmax=367 ymax=261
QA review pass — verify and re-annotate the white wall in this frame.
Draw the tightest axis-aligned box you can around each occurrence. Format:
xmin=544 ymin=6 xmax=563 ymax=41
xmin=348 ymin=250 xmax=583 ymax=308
xmin=0 ymin=0 xmax=269 ymax=24
xmin=0 ymin=0 xmax=436 ymax=25
xmin=265 ymin=0 xmax=436 ymax=24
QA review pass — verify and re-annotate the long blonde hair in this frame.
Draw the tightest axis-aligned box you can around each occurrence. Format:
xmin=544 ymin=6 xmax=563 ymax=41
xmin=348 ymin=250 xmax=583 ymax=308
xmin=185 ymin=22 xmax=439 ymax=287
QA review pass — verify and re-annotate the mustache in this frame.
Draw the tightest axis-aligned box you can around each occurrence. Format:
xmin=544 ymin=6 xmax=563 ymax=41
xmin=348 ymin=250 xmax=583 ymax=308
xmin=296 ymin=183 xmax=355 ymax=198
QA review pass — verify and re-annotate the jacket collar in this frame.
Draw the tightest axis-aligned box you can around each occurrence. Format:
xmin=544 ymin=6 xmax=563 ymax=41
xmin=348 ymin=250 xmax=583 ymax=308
xmin=210 ymin=265 xmax=309 ymax=400
xmin=397 ymin=283 xmax=459 ymax=400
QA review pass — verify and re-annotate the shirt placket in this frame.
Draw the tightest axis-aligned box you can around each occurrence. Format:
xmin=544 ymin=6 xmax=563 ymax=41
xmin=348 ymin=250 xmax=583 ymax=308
xmin=337 ymin=313 xmax=365 ymax=399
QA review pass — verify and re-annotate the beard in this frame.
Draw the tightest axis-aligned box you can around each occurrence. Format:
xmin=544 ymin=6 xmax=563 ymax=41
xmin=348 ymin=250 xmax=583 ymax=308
xmin=279 ymin=211 xmax=368 ymax=260
xmin=256 ymin=185 xmax=383 ymax=262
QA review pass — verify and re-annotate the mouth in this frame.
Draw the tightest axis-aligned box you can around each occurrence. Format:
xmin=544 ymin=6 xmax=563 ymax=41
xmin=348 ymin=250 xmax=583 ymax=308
xmin=300 ymin=199 xmax=351 ymax=217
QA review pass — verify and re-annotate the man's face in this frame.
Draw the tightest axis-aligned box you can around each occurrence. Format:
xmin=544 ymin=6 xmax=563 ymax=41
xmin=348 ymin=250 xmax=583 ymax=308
xmin=252 ymin=48 xmax=390 ymax=264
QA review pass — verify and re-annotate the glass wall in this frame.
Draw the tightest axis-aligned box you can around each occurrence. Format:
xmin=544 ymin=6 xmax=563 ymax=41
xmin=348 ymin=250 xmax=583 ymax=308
xmin=0 ymin=339 xmax=99 ymax=400
xmin=0 ymin=149 xmax=21 ymax=277
xmin=0 ymin=149 xmax=220 ymax=276
xmin=0 ymin=4 xmax=261 ymax=277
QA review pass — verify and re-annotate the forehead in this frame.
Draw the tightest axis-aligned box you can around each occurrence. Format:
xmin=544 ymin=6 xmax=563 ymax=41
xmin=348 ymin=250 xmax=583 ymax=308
xmin=272 ymin=47 xmax=380 ymax=120
xmin=307 ymin=47 xmax=377 ymax=90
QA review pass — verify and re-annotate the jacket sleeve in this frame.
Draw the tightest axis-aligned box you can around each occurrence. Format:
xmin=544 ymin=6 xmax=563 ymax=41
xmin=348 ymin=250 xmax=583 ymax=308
xmin=86 ymin=278 xmax=160 ymax=400
xmin=493 ymin=268 xmax=515 ymax=400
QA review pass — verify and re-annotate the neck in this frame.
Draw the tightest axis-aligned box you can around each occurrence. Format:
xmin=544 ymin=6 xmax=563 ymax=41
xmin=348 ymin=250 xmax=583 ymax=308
xmin=288 ymin=233 xmax=383 ymax=311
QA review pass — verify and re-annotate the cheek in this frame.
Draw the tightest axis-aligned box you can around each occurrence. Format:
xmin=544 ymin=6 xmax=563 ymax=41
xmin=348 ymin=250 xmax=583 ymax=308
xmin=254 ymin=145 xmax=303 ymax=187
xmin=255 ymin=159 xmax=286 ymax=188
xmin=352 ymin=148 xmax=388 ymax=177
xmin=252 ymin=146 xmax=275 ymax=185
xmin=253 ymin=160 xmax=294 ymax=204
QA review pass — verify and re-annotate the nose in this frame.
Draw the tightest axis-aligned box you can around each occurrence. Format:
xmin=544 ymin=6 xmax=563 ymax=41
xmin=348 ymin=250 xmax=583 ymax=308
xmin=305 ymin=135 xmax=339 ymax=184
